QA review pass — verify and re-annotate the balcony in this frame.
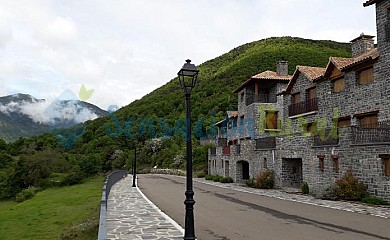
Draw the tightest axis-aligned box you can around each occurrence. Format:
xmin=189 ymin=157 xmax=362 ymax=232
xmin=246 ymin=94 xmax=277 ymax=106
xmin=288 ymin=98 xmax=318 ymax=116
xmin=222 ymin=146 xmax=231 ymax=155
xmin=313 ymin=130 xmax=339 ymax=146
xmin=351 ymin=123 xmax=390 ymax=144
xmin=255 ymin=137 xmax=276 ymax=149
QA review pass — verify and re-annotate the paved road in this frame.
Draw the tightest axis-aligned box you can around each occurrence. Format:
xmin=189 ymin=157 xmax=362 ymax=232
xmin=138 ymin=174 xmax=390 ymax=240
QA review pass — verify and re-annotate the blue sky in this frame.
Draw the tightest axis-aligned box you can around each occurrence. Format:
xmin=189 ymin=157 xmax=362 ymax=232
xmin=0 ymin=0 xmax=376 ymax=110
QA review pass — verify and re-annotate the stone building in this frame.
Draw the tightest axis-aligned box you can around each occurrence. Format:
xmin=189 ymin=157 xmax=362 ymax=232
xmin=208 ymin=0 xmax=390 ymax=200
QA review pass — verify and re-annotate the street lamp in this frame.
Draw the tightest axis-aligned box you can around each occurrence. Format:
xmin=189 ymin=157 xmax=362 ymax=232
xmin=177 ymin=59 xmax=199 ymax=240
xmin=132 ymin=142 xmax=137 ymax=187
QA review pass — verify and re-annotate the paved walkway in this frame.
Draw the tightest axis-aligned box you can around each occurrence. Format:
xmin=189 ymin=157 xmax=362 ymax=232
xmin=106 ymin=176 xmax=183 ymax=240
xmin=106 ymin=175 xmax=389 ymax=240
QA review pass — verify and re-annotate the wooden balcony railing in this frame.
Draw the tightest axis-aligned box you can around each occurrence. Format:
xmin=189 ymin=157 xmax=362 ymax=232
xmin=222 ymin=146 xmax=231 ymax=155
xmin=246 ymin=94 xmax=277 ymax=106
xmin=352 ymin=122 xmax=390 ymax=144
xmin=288 ymin=98 xmax=318 ymax=116
xmin=255 ymin=137 xmax=276 ymax=149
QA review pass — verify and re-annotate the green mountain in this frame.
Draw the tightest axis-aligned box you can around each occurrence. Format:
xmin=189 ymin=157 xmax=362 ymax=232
xmin=114 ymin=37 xmax=350 ymax=125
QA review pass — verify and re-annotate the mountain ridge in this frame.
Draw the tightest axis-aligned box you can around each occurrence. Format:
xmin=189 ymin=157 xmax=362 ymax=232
xmin=0 ymin=93 xmax=108 ymax=142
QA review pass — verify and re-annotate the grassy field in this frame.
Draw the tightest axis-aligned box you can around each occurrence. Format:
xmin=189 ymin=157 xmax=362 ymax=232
xmin=0 ymin=176 xmax=104 ymax=240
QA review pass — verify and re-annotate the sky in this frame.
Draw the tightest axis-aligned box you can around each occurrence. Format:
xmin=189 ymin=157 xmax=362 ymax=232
xmin=0 ymin=0 xmax=377 ymax=111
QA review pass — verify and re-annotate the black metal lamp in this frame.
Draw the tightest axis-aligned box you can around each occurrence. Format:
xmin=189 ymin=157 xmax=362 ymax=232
xmin=132 ymin=141 xmax=137 ymax=187
xmin=178 ymin=59 xmax=199 ymax=95
xmin=178 ymin=59 xmax=199 ymax=240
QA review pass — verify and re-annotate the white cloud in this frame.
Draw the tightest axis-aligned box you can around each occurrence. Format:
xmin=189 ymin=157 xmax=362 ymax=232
xmin=0 ymin=0 xmax=377 ymax=110
xmin=0 ymin=98 xmax=98 ymax=125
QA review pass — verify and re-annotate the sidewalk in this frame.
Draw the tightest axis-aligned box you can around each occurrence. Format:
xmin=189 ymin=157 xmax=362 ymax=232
xmin=106 ymin=176 xmax=183 ymax=240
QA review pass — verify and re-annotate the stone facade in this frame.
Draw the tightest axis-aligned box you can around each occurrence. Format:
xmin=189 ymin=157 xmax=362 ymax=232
xmin=208 ymin=1 xmax=390 ymax=200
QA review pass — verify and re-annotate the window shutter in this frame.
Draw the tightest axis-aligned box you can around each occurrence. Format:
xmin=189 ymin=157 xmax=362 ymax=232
xmin=358 ymin=114 xmax=378 ymax=128
xmin=333 ymin=78 xmax=345 ymax=92
xmin=292 ymin=93 xmax=300 ymax=104
xmin=307 ymin=88 xmax=317 ymax=99
xmin=266 ymin=112 xmax=278 ymax=129
xmin=358 ymin=68 xmax=374 ymax=85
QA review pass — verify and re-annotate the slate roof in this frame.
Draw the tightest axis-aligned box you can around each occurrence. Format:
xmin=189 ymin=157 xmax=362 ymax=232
xmin=233 ymin=71 xmax=292 ymax=93
xmin=283 ymin=66 xmax=325 ymax=94
xmin=326 ymin=48 xmax=379 ymax=74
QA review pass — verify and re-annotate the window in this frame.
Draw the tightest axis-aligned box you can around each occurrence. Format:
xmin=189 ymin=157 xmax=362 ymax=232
xmin=384 ymin=158 xmax=390 ymax=177
xmin=333 ymin=78 xmax=345 ymax=92
xmin=264 ymin=158 xmax=267 ymax=169
xmin=306 ymin=122 xmax=317 ymax=134
xmin=319 ymin=158 xmax=325 ymax=172
xmin=240 ymin=92 xmax=244 ymax=102
xmin=358 ymin=67 xmax=374 ymax=85
xmin=337 ymin=117 xmax=351 ymax=128
xmin=265 ymin=111 xmax=278 ymax=129
xmin=332 ymin=157 xmax=339 ymax=173
xmin=307 ymin=87 xmax=317 ymax=100
xmin=292 ymin=92 xmax=301 ymax=104
xmin=357 ymin=113 xmax=378 ymax=128
xmin=380 ymin=154 xmax=390 ymax=177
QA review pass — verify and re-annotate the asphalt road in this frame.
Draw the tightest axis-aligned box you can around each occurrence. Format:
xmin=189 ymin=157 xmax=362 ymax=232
xmin=137 ymin=174 xmax=390 ymax=240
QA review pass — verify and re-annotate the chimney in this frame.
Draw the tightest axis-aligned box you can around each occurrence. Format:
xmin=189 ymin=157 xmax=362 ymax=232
xmin=276 ymin=61 xmax=288 ymax=76
xmin=350 ymin=33 xmax=375 ymax=57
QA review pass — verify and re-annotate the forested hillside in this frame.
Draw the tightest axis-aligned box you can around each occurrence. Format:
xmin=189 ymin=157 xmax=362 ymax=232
xmin=0 ymin=37 xmax=351 ymax=200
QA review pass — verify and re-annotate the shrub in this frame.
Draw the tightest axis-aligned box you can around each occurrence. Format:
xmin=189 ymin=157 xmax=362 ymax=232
xmin=300 ymin=182 xmax=309 ymax=194
xmin=335 ymin=171 xmax=368 ymax=200
xmin=316 ymin=183 xmax=338 ymax=200
xmin=205 ymin=174 xmax=213 ymax=181
xmin=211 ymin=175 xmax=223 ymax=182
xmin=254 ymin=170 xmax=274 ymax=189
xmin=196 ymin=172 xmax=206 ymax=178
xmin=62 ymin=171 xmax=84 ymax=186
xmin=15 ymin=186 xmax=40 ymax=203
xmin=245 ymin=178 xmax=255 ymax=187
xmin=361 ymin=197 xmax=389 ymax=205
xmin=220 ymin=177 xmax=234 ymax=183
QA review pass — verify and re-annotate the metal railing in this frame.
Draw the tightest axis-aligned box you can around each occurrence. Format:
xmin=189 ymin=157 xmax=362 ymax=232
xmin=313 ymin=129 xmax=339 ymax=147
xmin=351 ymin=123 xmax=390 ymax=144
xmin=255 ymin=137 xmax=276 ymax=149
xmin=288 ymin=98 xmax=318 ymax=116
xmin=98 ymin=170 xmax=128 ymax=240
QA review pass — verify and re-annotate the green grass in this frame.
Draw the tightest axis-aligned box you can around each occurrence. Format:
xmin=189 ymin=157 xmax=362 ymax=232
xmin=0 ymin=176 xmax=104 ymax=240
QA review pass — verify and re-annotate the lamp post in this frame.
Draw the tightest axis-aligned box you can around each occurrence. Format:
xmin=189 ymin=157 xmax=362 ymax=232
xmin=177 ymin=59 xmax=199 ymax=240
xmin=132 ymin=142 xmax=137 ymax=187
